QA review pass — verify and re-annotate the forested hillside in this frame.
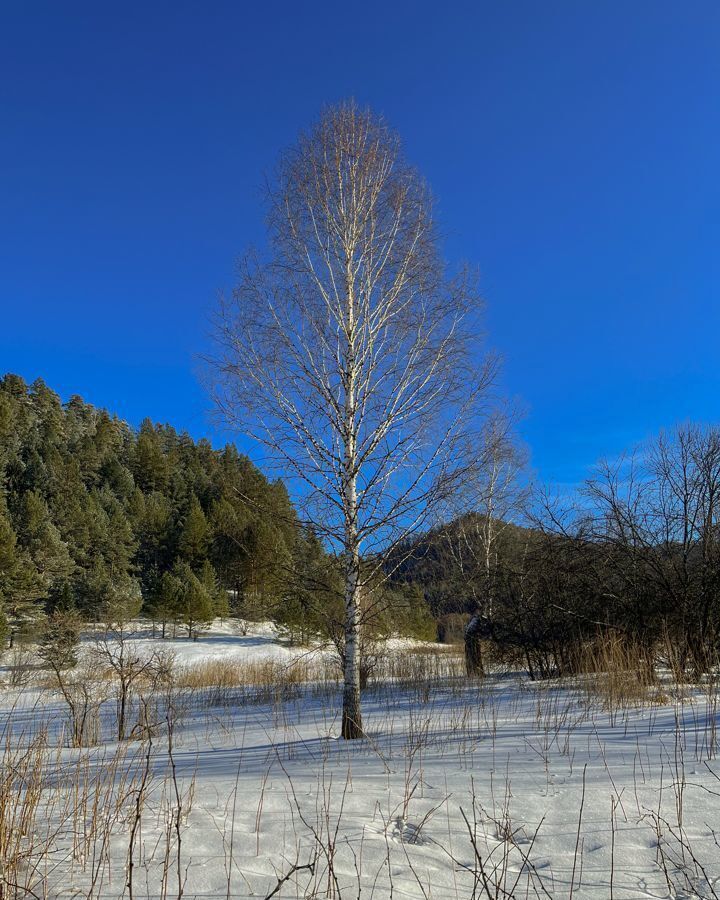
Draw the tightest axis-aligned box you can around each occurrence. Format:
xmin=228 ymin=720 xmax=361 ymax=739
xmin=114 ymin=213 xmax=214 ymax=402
xmin=0 ymin=373 xmax=303 ymax=644
xmin=389 ymin=516 xmax=531 ymax=619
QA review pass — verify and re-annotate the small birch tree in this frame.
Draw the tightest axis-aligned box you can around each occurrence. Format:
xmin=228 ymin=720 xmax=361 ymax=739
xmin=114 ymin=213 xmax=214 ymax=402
xmin=446 ymin=409 xmax=528 ymax=675
xmin=212 ymin=102 xmax=496 ymax=738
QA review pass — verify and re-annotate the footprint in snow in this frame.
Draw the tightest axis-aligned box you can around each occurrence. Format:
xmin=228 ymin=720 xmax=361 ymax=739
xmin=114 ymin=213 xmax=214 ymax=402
xmin=387 ymin=816 xmax=426 ymax=844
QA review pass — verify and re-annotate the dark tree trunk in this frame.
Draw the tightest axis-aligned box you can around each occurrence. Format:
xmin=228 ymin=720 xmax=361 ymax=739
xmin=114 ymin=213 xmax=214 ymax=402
xmin=465 ymin=614 xmax=489 ymax=676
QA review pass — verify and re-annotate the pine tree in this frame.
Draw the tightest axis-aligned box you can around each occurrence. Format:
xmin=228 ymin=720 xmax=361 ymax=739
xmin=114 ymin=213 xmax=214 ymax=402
xmin=0 ymin=508 xmax=46 ymax=646
xmin=178 ymin=496 xmax=209 ymax=568
xmin=198 ymin=559 xmax=228 ymax=619
xmin=130 ymin=489 xmax=174 ymax=594
xmin=280 ymin=527 xmax=338 ymax=643
xmin=38 ymin=606 xmax=82 ymax=671
xmin=147 ymin=570 xmax=183 ymax=637
xmin=241 ymin=517 xmax=292 ymax=611
xmin=14 ymin=490 xmax=74 ymax=597
xmin=77 ymin=557 xmax=142 ymax=626
xmin=173 ymin=561 xmax=214 ymax=640
xmin=0 ymin=373 xmax=306 ymax=631
xmin=133 ymin=419 xmax=170 ymax=492
xmin=209 ymin=497 xmax=250 ymax=606
xmin=0 ymin=509 xmax=18 ymax=648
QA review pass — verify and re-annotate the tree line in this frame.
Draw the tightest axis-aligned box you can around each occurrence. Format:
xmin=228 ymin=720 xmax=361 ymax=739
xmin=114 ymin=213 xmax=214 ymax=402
xmin=0 ymin=373 xmax=433 ymax=653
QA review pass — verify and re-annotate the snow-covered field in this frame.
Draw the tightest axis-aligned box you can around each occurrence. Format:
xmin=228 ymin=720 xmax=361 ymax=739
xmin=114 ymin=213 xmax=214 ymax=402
xmin=2 ymin=622 xmax=720 ymax=899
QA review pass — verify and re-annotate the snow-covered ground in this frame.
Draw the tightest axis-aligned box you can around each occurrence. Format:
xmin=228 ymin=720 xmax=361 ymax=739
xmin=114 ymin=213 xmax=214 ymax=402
xmin=108 ymin=618 xmax=324 ymax=666
xmin=2 ymin=621 xmax=720 ymax=899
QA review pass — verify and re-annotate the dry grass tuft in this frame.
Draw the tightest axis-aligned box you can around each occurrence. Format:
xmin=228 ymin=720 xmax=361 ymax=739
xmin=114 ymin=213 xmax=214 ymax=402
xmin=576 ymin=634 xmax=659 ymax=709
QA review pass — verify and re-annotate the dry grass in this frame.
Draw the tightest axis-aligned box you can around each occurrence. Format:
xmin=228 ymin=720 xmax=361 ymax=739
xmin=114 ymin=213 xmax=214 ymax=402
xmin=172 ymin=655 xmax=341 ymax=706
xmin=373 ymin=645 xmax=466 ymax=684
xmin=575 ymin=634 xmax=662 ymax=711
xmin=3 ymin=629 xmax=720 ymax=898
xmin=140 ymin=642 xmax=467 ymax=711
xmin=0 ymin=723 xmax=153 ymax=899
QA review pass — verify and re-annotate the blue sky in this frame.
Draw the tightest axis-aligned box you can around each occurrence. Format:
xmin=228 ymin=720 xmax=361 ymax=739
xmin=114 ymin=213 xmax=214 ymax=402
xmin=2 ymin=1 xmax=718 ymax=489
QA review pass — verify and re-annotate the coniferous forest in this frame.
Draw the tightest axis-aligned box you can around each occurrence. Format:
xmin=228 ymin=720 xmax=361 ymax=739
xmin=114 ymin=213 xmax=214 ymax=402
xmin=0 ymin=373 xmax=306 ymax=641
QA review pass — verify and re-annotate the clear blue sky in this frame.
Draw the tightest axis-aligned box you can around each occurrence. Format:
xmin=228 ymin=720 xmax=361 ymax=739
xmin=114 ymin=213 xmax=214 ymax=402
xmin=2 ymin=1 xmax=718 ymax=489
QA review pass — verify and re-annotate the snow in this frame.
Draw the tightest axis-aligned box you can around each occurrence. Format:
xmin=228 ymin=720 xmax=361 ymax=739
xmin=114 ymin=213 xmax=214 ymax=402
xmin=2 ymin=622 xmax=720 ymax=899
xmin=124 ymin=619 xmax=320 ymax=666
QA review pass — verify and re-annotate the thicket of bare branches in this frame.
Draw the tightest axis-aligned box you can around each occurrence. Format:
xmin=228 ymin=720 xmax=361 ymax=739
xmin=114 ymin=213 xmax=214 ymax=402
xmin=508 ymin=424 xmax=720 ymax=679
xmin=391 ymin=422 xmax=720 ymax=683
xmin=444 ymin=408 xmax=529 ymax=675
xmin=580 ymin=423 xmax=720 ymax=675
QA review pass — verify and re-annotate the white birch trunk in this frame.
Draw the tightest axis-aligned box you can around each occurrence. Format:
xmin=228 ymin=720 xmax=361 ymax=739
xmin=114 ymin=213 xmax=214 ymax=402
xmin=341 ymin=261 xmax=363 ymax=737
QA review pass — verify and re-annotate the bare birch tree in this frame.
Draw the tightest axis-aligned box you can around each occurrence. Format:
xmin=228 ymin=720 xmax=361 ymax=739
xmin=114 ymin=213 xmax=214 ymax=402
xmin=211 ymin=102 xmax=497 ymax=738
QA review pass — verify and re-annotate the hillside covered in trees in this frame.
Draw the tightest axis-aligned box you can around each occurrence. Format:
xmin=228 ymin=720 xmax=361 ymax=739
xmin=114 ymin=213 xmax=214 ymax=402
xmin=0 ymin=373 xmax=306 ymax=644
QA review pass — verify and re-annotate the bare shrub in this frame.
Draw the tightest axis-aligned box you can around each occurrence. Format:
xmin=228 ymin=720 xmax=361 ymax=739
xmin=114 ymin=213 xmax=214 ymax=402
xmin=51 ymin=661 xmax=109 ymax=747
xmin=3 ymin=644 xmax=36 ymax=688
